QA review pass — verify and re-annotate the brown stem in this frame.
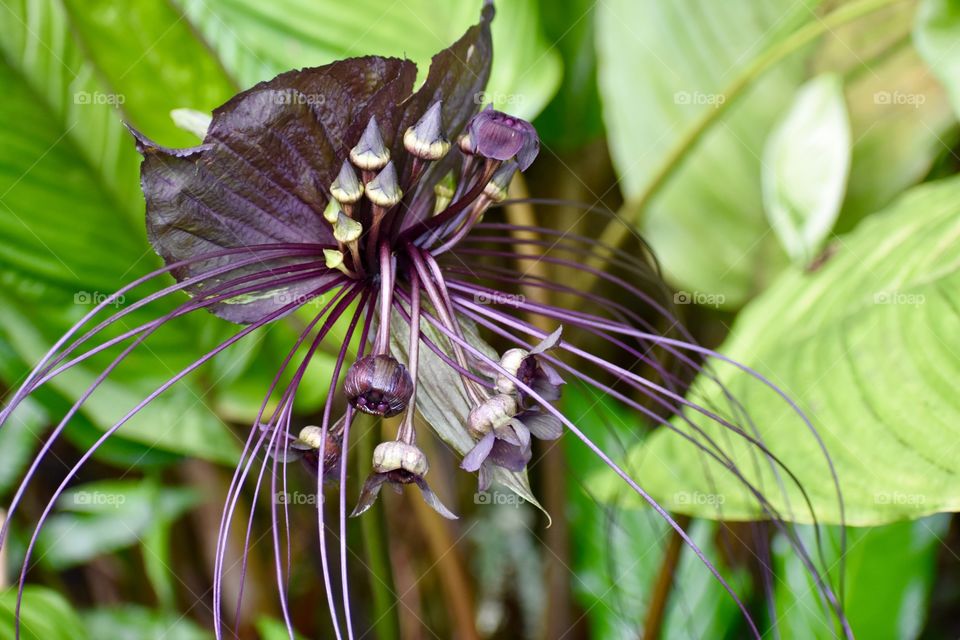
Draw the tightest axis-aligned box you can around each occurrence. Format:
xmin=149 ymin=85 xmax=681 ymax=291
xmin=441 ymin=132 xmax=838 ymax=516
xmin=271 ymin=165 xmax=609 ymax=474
xmin=642 ymin=514 xmax=691 ymax=639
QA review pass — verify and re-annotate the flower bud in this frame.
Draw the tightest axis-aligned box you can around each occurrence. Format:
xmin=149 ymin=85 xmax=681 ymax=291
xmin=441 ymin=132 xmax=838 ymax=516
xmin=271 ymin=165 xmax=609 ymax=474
xmin=372 ymin=441 xmax=429 ymax=477
xmin=330 ymin=160 xmax=363 ymax=203
xmin=403 ymin=101 xmax=450 ymax=161
xmin=495 ymin=348 xmax=528 ymax=395
xmin=292 ymin=425 xmax=342 ymax=477
xmin=483 ymin=161 xmax=517 ymax=202
xmin=467 ymin=393 xmax=518 ymax=438
xmin=365 ymin=161 xmax=403 ymax=207
xmin=344 ymin=355 xmax=413 ymax=417
xmin=349 ymin=116 xmax=390 ymax=171
xmin=465 ymin=108 xmax=539 ymax=170
xmin=332 ymin=212 xmax=363 ymax=243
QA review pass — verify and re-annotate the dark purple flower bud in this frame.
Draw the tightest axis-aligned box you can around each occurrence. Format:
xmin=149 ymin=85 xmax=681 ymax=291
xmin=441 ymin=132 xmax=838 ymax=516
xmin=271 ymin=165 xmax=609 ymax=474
xmin=403 ymin=101 xmax=450 ymax=161
xmin=349 ymin=116 xmax=390 ymax=171
xmin=465 ymin=108 xmax=539 ymax=170
xmin=330 ymin=160 xmax=364 ymax=204
xmin=365 ymin=161 xmax=403 ymax=207
xmin=344 ymin=355 xmax=413 ymax=417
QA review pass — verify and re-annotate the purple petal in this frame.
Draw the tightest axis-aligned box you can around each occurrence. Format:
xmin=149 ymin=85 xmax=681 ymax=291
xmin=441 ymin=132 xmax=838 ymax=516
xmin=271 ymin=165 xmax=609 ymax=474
xmin=414 ymin=477 xmax=459 ymax=520
xmin=350 ymin=473 xmax=388 ymax=517
xmin=466 ymin=109 xmax=540 ymax=170
xmin=487 ymin=439 xmax=531 ymax=471
xmin=520 ymin=411 xmax=563 ymax=441
xmin=529 ymin=326 xmax=563 ymax=355
xmin=462 ymin=431 xmax=496 ymax=472
xmin=137 ymin=57 xmax=416 ymax=323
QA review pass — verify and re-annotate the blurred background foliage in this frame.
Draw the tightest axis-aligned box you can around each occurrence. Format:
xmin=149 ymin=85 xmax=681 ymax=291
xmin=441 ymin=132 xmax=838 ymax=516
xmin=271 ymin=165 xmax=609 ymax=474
xmin=1 ymin=0 xmax=960 ymax=638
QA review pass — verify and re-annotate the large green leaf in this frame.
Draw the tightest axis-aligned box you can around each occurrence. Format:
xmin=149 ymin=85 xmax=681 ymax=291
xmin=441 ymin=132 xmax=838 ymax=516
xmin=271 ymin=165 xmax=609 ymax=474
xmin=594 ymin=176 xmax=960 ymax=525
xmin=170 ymin=0 xmax=561 ymax=121
xmin=597 ymin=0 xmax=954 ymax=307
xmin=0 ymin=586 xmax=88 ymax=640
xmin=774 ymin=515 xmax=948 ymax=638
xmin=915 ymin=0 xmax=960 ymax=119
xmin=596 ymin=0 xmax=819 ymax=306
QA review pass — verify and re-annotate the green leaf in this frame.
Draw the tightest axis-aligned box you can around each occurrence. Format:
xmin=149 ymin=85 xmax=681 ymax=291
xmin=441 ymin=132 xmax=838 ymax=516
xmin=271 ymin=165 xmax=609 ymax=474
xmin=36 ymin=479 xmax=199 ymax=569
xmin=0 ymin=0 xmax=244 ymax=462
xmin=170 ymin=0 xmax=561 ymax=121
xmin=774 ymin=515 xmax=948 ymax=638
xmin=915 ymin=0 xmax=960 ymax=119
xmin=0 ymin=399 xmax=46 ymax=496
xmin=596 ymin=0 xmax=820 ymax=306
xmin=82 ymin=606 xmax=213 ymax=640
xmin=763 ymin=74 xmax=851 ymax=264
xmin=566 ymin=387 xmax=744 ymax=637
xmin=0 ymin=586 xmax=88 ymax=640
xmin=594 ymin=176 xmax=960 ymax=525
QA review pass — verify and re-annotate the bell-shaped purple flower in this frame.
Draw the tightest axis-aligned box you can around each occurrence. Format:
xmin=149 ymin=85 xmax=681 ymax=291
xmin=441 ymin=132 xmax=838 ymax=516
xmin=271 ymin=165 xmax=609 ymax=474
xmin=463 ymin=106 xmax=540 ymax=170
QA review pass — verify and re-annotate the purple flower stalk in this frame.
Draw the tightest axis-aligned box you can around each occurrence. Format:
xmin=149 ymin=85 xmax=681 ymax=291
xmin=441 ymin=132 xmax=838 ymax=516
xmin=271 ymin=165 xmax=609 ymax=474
xmin=0 ymin=2 xmax=852 ymax=638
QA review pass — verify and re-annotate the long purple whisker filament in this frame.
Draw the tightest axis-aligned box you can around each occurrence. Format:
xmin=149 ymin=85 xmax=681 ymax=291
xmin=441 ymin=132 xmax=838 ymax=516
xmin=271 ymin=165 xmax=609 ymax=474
xmin=409 ymin=302 xmax=765 ymax=640
xmin=213 ymin=285 xmax=353 ymax=638
xmin=450 ymin=296 xmax=849 ymax=634
xmin=456 ymin=301 xmax=831 ymax=600
xmin=33 ymin=263 xmax=332 ymax=388
xmin=9 ymin=284 xmax=331 ymax=639
xmin=220 ymin=285 xmax=361 ymax=636
xmin=0 ymin=245 xmax=327 ymax=426
xmin=1 ymin=269 xmax=342 ymax=558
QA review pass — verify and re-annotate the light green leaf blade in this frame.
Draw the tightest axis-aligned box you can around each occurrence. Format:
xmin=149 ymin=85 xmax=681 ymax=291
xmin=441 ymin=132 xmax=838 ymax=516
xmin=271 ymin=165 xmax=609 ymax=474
xmin=596 ymin=0 xmax=822 ymax=306
xmin=594 ymin=176 xmax=960 ymax=525
xmin=0 ymin=586 xmax=89 ymax=640
xmin=915 ymin=0 xmax=960 ymax=119
xmin=171 ymin=0 xmax=561 ymax=121
xmin=763 ymin=74 xmax=851 ymax=264
xmin=774 ymin=516 xmax=948 ymax=639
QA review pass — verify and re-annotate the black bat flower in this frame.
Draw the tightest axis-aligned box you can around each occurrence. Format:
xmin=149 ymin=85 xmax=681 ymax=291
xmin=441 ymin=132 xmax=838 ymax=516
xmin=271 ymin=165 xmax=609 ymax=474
xmin=0 ymin=2 xmax=852 ymax=638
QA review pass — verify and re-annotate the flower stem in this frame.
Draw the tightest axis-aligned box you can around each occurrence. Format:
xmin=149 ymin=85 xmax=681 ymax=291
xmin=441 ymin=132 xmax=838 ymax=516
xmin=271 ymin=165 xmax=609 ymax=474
xmin=588 ymin=0 xmax=909 ymax=284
